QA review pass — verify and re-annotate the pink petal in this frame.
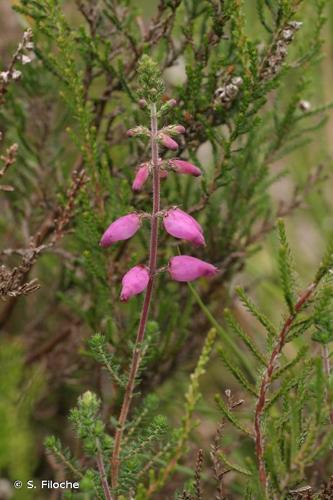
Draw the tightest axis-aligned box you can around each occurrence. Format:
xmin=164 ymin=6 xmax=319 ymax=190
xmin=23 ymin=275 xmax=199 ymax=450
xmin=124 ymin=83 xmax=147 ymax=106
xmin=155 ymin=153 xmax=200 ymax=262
xmin=100 ymin=213 xmax=141 ymax=247
xmin=163 ymin=208 xmax=205 ymax=246
xmin=169 ymin=255 xmax=218 ymax=282
xmin=169 ymin=159 xmax=202 ymax=177
xmin=120 ymin=265 xmax=150 ymax=301
xmin=132 ymin=164 xmax=149 ymax=192
xmin=159 ymin=133 xmax=178 ymax=150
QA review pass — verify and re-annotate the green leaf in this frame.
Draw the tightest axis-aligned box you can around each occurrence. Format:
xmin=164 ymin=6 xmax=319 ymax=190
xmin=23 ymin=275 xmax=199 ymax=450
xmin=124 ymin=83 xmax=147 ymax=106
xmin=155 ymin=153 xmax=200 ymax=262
xmin=215 ymin=395 xmax=253 ymax=438
xmin=236 ymin=287 xmax=277 ymax=339
xmin=224 ymin=309 xmax=267 ymax=366
xmin=277 ymin=219 xmax=296 ymax=314
xmin=218 ymin=348 xmax=259 ymax=397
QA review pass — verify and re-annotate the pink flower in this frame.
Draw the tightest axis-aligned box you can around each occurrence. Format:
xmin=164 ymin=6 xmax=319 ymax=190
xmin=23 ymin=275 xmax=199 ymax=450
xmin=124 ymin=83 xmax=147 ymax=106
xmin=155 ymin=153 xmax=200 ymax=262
xmin=173 ymin=125 xmax=186 ymax=134
xmin=163 ymin=208 xmax=205 ymax=246
xmin=100 ymin=213 xmax=141 ymax=247
xmin=169 ymin=159 xmax=202 ymax=177
xmin=159 ymin=133 xmax=178 ymax=150
xmin=132 ymin=164 xmax=149 ymax=191
xmin=169 ymin=255 xmax=218 ymax=282
xmin=167 ymin=99 xmax=177 ymax=107
xmin=120 ymin=265 xmax=150 ymax=301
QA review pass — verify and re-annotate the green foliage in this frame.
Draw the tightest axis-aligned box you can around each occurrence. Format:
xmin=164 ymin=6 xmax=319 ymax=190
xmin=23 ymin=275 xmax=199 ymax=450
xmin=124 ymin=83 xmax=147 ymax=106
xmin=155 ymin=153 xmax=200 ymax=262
xmin=0 ymin=341 xmax=43 ymax=499
xmin=277 ymin=219 xmax=297 ymax=314
xmin=88 ymin=333 xmax=126 ymax=387
xmin=70 ymin=391 xmax=112 ymax=457
xmin=209 ymin=224 xmax=333 ymax=498
xmin=137 ymin=55 xmax=165 ymax=104
xmin=1 ymin=0 xmax=333 ymax=498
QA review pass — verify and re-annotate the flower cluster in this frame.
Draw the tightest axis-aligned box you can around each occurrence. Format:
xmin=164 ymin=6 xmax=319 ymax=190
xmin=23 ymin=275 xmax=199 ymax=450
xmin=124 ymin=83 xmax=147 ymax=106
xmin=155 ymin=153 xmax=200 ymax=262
xmin=100 ymin=101 xmax=217 ymax=301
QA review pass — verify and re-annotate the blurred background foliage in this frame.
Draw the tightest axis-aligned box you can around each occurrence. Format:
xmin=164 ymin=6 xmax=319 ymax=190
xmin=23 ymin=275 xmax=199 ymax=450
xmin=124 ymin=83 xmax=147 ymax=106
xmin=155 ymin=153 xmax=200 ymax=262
xmin=1 ymin=0 xmax=333 ymax=498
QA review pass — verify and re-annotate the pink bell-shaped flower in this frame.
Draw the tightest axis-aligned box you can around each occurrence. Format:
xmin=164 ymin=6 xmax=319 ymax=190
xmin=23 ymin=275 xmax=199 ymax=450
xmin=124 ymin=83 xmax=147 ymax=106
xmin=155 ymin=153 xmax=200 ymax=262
xmin=169 ymin=255 xmax=217 ymax=282
xmin=169 ymin=159 xmax=202 ymax=177
xmin=159 ymin=133 xmax=178 ymax=150
xmin=120 ymin=265 xmax=150 ymax=301
xmin=163 ymin=208 xmax=205 ymax=246
xmin=132 ymin=164 xmax=149 ymax=192
xmin=100 ymin=213 xmax=141 ymax=247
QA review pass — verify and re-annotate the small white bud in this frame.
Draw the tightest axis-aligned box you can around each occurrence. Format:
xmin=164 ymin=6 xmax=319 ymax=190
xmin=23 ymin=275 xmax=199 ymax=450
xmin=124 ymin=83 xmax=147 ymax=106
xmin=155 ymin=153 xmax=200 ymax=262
xmin=289 ymin=21 xmax=303 ymax=31
xmin=12 ymin=70 xmax=22 ymax=80
xmin=21 ymin=54 xmax=32 ymax=65
xmin=282 ymin=29 xmax=294 ymax=42
xmin=0 ymin=71 xmax=10 ymax=82
xmin=299 ymin=100 xmax=311 ymax=112
xmin=231 ymin=76 xmax=243 ymax=87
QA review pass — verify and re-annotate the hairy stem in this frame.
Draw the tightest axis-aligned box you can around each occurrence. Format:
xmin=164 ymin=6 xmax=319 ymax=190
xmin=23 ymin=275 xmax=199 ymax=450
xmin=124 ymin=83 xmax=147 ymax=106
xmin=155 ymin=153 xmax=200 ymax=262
xmin=111 ymin=103 xmax=160 ymax=491
xmin=254 ymin=282 xmax=317 ymax=495
xmin=96 ymin=439 xmax=113 ymax=500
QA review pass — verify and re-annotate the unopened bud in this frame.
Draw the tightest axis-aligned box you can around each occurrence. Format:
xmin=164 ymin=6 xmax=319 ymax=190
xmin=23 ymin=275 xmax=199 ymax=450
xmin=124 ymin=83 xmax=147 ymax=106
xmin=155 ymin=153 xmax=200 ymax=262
xmin=299 ymin=100 xmax=311 ymax=112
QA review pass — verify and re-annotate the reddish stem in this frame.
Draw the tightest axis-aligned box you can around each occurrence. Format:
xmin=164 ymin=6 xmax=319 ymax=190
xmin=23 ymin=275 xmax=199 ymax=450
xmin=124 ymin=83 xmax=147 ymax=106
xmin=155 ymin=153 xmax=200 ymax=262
xmin=254 ymin=282 xmax=316 ymax=494
xmin=96 ymin=439 xmax=113 ymax=500
xmin=111 ymin=103 xmax=160 ymax=491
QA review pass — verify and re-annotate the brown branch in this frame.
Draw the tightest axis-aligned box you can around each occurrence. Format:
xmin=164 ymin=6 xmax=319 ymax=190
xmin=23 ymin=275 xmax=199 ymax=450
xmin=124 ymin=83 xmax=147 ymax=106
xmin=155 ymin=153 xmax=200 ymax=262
xmin=0 ymin=168 xmax=87 ymax=327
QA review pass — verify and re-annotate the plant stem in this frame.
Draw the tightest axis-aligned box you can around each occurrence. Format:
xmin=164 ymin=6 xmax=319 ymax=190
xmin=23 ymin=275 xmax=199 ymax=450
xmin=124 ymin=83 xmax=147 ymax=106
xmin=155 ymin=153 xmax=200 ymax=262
xmin=254 ymin=282 xmax=316 ymax=495
xmin=111 ymin=103 xmax=160 ymax=491
xmin=96 ymin=439 xmax=113 ymax=500
xmin=321 ymin=343 xmax=333 ymax=424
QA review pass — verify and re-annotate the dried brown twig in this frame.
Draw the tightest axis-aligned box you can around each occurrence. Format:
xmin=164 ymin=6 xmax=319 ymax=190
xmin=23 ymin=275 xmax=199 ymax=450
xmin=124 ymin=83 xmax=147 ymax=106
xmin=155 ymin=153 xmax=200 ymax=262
xmin=0 ymin=169 xmax=87 ymax=323
xmin=0 ymin=143 xmax=18 ymax=191
xmin=0 ymin=28 xmax=34 ymax=104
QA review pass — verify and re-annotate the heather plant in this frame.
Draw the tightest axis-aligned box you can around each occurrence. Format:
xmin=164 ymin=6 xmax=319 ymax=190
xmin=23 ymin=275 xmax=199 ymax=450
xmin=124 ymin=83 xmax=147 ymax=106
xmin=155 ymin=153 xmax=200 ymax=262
xmin=1 ymin=0 xmax=333 ymax=499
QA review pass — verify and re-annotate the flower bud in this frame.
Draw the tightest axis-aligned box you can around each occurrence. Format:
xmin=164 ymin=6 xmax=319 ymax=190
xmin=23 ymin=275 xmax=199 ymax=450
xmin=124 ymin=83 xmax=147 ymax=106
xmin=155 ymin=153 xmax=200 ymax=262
xmin=173 ymin=125 xmax=186 ymax=134
xmin=127 ymin=126 xmax=150 ymax=138
xmin=169 ymin=159 xmax=202 ymax=177
xmin=138 ymin=98 xmax=147 ymax=109
xmin=163 ymin=208 xmax=205 ymax=246
xmin=159 ymin=133 xmax=178 ymax=150
xmin=120 ymin=265 xmax=150 ymax=301
xmin=100 ymin=213 xmax=141 ymax=247
xmin=168 ymin=99 xmax=177 ymax=107
xmin=169 ymin=255 xmax=218 ymax=282
xmin=132 ymin=164 xmax=149 ymax=191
